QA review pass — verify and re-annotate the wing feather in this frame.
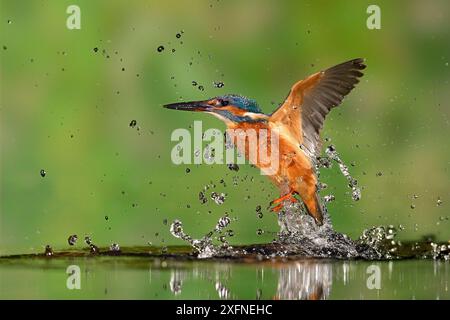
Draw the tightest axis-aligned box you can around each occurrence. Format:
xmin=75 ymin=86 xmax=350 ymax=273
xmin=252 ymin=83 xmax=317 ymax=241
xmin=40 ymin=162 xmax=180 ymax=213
xmin=270 ymin=58 xmax=366 ymax=158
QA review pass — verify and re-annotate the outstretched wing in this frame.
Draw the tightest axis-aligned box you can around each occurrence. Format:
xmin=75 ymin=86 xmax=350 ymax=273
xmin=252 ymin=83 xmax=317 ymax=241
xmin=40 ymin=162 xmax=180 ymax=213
xmin=270 ymin=58 xmax=366 ymax=158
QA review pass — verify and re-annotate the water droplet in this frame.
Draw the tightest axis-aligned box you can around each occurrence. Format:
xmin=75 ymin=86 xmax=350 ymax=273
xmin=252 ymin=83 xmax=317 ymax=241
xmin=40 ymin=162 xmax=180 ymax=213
xmin=163 ymin=218 xmax=168 ymax=225
xmin=93 ymin=47 xmax=98 ymax=53
xmin=185 ymin=168 xmax=191 ymax=173
xmin=84 ymin=236 xmax=92 ymax=246
xmin=227 ymin=163 xmax=239 ymax=171
xmin=40 ymin=169 xmax=46 ymax=177
xmin=323 ymin=195 xmax=335 ymax=202
xmin=410 ymin=204 xmax=416 ymax=209
xmin=129 ymin=119 xmax=137 ymax=128
xmin=198 ymin=85 xmax=204 ymax=91
xmin=325 ymin=145 xmax=336 ymax=153
xmin=199 ymin=191 xmax=208 ymax=204
xmin=318 ymin=182 xmax=328 ymax=190
xmin=226 ymin=230 xmax=234 ymax=237
xmin=351 ymin=188 xmax=361 ymax=201
xmin=217 ymin=216 xmax=231 ymax=229
xmin=90 ymin=245 xmax=99 ymax=254
xmin=109 ymin=243 xmax=120 ymax=252
xmin=437 ymin=198 xmax=443 ymax=206
xmin=176 ymin=33 xmax=181 ymax=38
xmin=257 ymin=229 xmax=264 ymax=235
xmin=192 ymin=80 xmax=198 ymax=86
xmin=211 ymin=192 xmax=226 ymax=205
xmin=157 ymin=45 xmax=164 ymax=52
xmin=7 ymin=20 xmax=12 ymax=24
xmin=44 ymin=245 xmax=53 ymax=256
xmin=170 ymin=220 xmax=184 ymax=238
xmin=67 ymin=234 xmax=78 ymax=246
xmin=105 ymin=215 xmax=109 ymax=221
xmin=376 ymin=172 xmax=383 ymax=177
xmin=213 ymin=81 xmax=224 ymax=88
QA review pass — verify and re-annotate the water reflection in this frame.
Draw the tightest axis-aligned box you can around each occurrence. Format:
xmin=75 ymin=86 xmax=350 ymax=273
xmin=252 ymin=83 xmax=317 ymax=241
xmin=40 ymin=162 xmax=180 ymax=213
xmin=155 ymin=259 xmax=449 ymax=300
xmin=0 ymin=255 xmax=448 ymax=299
xmin=163 ymin=260 xmax=333 ymax=300
xmin=274 ymin=261 xmax=332 ymax=300
xmin=168 ymin=268 xmax=233 ymax=299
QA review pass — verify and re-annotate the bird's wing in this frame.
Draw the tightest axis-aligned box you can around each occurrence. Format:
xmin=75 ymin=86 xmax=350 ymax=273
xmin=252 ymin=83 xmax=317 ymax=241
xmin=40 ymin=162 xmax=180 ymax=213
xmin=270 ymin=58 xmax=366 ymax=159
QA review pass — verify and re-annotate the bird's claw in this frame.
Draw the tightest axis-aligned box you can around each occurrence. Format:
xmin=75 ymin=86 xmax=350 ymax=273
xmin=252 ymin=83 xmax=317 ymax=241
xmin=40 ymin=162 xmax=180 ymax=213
xmin=270 ymin=204 xmax=284 ymax=212
xmin=269 ymin=192 xmax=298 ymax=213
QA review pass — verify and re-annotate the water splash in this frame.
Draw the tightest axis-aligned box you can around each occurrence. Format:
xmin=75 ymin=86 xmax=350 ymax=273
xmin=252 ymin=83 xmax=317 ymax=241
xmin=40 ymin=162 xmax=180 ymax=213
xmin=170 ymin=215 xmax=233 ymax=258
xmin=168 ymin=198 xmax=448 ymax=260
xmin=166 ymin=143 xmax=449 ymax=261
xmin=275 ymin=202 xmax=362 ymax=259
xmin=323 ymin=145 xmax=361 ymax=201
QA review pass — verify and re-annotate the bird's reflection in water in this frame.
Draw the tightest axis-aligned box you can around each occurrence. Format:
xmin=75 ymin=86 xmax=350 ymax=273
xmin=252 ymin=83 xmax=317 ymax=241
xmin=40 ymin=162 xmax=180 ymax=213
xmin=165 ymin=260 xmax=332 ymax=300
xmin=166 ymin=263 xmax=233 ymax=299
xmin=169 ymin=269 xmax=183 ymax=296
xmin=274 ymin=260 xmax=332 ymax=300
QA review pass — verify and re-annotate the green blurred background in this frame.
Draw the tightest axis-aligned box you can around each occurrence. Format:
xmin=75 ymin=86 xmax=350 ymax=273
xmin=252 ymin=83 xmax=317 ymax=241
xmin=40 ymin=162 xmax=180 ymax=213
xmin=1 ymin=0 xmax=449 ymax=255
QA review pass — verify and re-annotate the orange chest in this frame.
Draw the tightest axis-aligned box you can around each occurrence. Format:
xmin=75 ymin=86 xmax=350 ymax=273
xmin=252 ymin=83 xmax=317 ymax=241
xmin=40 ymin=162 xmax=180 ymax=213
xmin=225 ymin=123 xmax=300 ymax=166
xmin=226 ymin=123 xmax=272 ymax=156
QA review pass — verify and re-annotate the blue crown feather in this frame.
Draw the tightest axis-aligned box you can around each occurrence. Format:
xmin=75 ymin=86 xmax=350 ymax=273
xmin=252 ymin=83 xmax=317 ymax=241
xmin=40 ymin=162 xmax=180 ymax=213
xmin=220 ymin=94 xmax=262 ymax=113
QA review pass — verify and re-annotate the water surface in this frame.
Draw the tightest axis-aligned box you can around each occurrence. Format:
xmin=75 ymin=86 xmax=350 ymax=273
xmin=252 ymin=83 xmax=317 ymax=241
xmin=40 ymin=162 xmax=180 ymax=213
xmin=0 ymin=246 xmax=448 ymax=299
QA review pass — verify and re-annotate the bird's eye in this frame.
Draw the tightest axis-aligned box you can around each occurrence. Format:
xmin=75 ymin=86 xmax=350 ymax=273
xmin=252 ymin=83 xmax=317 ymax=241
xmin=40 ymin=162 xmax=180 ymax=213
xmin=214 ymin=99 xmax=229 ymax=107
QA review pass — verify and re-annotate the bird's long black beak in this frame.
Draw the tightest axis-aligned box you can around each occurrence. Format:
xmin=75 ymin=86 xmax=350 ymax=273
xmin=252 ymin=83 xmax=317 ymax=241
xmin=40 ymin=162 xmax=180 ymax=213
xmin=163 ymin=100 xmax=212 ymax=112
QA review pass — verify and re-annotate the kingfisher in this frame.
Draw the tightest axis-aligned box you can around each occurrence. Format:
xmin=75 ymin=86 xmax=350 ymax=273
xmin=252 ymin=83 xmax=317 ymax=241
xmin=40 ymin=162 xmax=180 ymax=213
xmin=164 ymin=58 xmax=366 ymax=225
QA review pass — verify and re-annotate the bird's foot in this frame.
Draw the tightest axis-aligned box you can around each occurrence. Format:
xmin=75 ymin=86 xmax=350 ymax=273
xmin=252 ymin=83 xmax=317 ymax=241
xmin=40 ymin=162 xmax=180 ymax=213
xmin=269 ymin=192 xmax=298 ymax=212
xmin=271 ymin=204 xmax=284 ymax=212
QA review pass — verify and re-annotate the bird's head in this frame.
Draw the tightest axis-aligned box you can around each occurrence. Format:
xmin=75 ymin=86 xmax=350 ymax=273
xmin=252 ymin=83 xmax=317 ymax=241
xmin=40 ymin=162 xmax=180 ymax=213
xmin=164 ymin=94 xmax=266 ymax=125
